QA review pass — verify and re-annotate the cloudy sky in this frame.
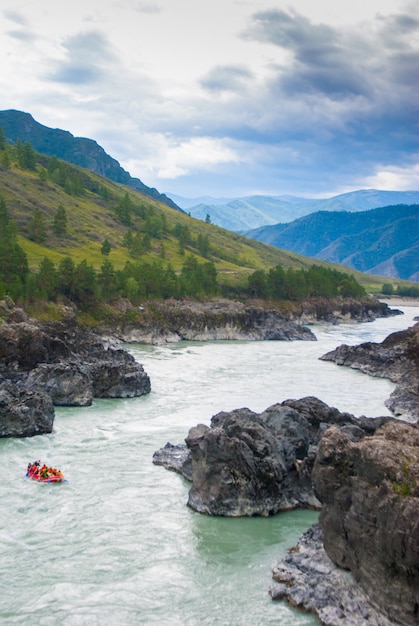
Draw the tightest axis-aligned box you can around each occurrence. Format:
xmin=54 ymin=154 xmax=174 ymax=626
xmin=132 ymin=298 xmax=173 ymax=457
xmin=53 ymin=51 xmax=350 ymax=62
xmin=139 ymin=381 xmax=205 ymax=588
xmin=1 ymin=0 xmax=418 ymax=198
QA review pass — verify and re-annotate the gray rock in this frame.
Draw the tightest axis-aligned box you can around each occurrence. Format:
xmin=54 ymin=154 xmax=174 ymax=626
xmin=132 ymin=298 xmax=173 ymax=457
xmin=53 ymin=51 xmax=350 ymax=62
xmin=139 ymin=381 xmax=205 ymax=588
xmin=0 ymin=384 xmax=54 ymax=437
xmin=0 ymin=312 xmax=151 ymax=436
xmin=320 ymin=322 xmax=419 ymax=421
xmin=313 ymin=423 xmax=419 ymax=626
xmin=271 ymin=523 xmax=398 ymax=626
xmin=155 ymin=397 xmax=391 ymax=517
xmin=152 ymin=442 xmax=192 ymax=481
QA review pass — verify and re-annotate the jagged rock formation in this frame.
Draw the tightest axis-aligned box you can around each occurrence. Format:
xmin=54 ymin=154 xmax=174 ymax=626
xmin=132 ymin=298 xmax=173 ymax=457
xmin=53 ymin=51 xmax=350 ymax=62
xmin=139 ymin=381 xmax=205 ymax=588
xmin=321 ymin=322 xmax=419 ymax=421
xmin=152 ymin=442 xmax=193 ymax=481
xmin=0 ymin=384 xmax=54 ymax=438
xmin=270 ymin=524 xmax=397 ymax=626
xmin=153 ymin=397 xmax=392 ymax=517
xmin=312 ymin=423 xmax=419 ymax=626
xmin=0 ymin=301 xmax=151 ymax=437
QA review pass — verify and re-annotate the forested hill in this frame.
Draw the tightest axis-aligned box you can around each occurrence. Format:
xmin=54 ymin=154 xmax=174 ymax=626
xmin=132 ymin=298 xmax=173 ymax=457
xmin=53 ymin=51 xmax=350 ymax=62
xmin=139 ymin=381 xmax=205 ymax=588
xmin=246 ymin=204 xmax=419 ymax=282
xmin=0 ymin=109 xmax=181 ymax=212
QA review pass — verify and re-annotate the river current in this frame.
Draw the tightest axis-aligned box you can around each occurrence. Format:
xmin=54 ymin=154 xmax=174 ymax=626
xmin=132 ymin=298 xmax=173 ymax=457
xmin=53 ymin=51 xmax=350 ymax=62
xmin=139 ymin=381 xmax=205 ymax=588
xmin=1 ymin=305 xmax=418 ymax=626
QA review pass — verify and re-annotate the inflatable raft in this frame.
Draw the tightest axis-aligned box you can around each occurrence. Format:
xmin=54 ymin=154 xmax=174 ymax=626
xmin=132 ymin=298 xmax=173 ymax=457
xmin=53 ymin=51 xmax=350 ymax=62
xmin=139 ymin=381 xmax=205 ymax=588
xmin=26 ymin=461 xmax=64 ymax=483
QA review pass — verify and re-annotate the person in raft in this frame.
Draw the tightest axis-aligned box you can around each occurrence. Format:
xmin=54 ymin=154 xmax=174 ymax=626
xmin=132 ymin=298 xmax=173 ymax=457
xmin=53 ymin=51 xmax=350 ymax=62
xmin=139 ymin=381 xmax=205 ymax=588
xmin=26 ymin=461 xmax=64 ymax=480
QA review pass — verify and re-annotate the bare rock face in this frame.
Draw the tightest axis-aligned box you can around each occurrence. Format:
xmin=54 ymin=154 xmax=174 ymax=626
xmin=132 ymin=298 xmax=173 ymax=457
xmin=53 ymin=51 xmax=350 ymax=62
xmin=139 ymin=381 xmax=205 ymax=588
xmin=0 ymin=312 xmax=151 ymax=436
xmin=271 ymin=524 xmax=396 ymax=626
xmin=0 ymin=384 xmax=54 ymax=437
xmin=313 ymin=422 xmax=419 ymax=626
xmin=321 ymin=322 xmax=419 ymax=421
xmin=155 ymin=397 xmax=392 ymax=517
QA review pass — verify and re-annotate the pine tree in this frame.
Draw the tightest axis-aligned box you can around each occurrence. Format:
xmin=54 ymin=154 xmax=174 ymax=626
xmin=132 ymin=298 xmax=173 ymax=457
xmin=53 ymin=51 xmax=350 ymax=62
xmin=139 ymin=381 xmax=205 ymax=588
xmin=101 ymin=238 xmax=111 ymax=256
xmin=28 ymin=208 xmax=47 ymax=243
xmin=53 ymin=205 xmax=67 ymax=236
xmin=0 ymin=126 xmax=5 ymax=150
xmin=0 ymin=197 xmax=29 ymax=296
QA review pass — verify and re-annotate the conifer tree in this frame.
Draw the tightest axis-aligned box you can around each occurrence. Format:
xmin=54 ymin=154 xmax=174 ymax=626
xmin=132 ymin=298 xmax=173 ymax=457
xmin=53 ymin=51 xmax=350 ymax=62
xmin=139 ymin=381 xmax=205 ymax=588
xmin=28 ymin=208 xmax=47 ymax=243
xmin=53 ymin=205 xmax=67 ymax=236
xmin=0 ymin=126 xmax=5 ymax=150
xmin=101 ymin=238 xmax=111 ymax=256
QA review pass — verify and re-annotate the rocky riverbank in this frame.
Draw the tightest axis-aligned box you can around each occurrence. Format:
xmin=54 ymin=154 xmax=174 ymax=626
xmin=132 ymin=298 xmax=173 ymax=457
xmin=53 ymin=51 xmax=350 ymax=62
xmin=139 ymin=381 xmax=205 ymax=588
xmin=321 ymin=321 xmax=419 ymax=421
xmin=0 ymin=298 xmax=151 ymax=437
xmin=99 ymin=295 xmax=398 ymax=344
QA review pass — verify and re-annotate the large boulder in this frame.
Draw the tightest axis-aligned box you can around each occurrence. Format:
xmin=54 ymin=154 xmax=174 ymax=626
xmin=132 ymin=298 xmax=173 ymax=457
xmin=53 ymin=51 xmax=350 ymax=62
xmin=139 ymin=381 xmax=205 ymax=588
xmin=0 ymin=384 xmax=54 ymax=437
xmin=313 ymin=422 xmax=419 ymax=626
xmin=156 ymin=397 xmax=392 ymax=517
xmin=25 ymin=363 xmax=94 ymax=406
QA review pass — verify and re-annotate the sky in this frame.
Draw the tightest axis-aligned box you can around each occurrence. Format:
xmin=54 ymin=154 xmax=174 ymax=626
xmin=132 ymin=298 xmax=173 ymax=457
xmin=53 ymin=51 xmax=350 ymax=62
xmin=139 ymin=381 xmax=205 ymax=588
xmin=0 ymin=0 xmax=418 ymax=199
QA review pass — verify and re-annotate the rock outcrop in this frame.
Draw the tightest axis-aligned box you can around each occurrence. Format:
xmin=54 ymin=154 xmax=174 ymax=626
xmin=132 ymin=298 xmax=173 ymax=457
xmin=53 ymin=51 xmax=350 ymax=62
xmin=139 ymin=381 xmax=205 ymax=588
xmin=0 ymin=304 xmax=151 ymax=437
xmin=100 ymin=296 xmax=398 ymax=344
xmin=154 ymin=397 xmax=392 ymax=517
xmin=321 ymin=322 xmax=419 ymax=421
xmin=270 ymin=524 xmax=397 ymax=626
xmin=0 ymin=384 xmax=54 ymax=438
xmin=312 ymin=422 xmax=419 ymax=626
xmin=104 ymin=298 xmax=317 ymax=344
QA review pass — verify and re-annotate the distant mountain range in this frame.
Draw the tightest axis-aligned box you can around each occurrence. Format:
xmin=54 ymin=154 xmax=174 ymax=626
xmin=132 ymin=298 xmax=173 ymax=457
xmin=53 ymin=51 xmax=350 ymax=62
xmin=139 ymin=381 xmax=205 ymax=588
xmin=0 ymin=109 xmax=182 ymax=212
xmin=246 ymin=204 xmax=419 ymax=282
xmin=167 ymin=190 xmax=419 ymax=232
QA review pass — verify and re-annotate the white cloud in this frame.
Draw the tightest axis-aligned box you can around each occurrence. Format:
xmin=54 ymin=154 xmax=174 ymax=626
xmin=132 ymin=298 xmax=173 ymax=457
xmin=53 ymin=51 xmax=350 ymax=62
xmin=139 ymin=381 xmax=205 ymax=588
xmin=363 ymin=161 xmax=419 ymax=191
xmin=124 ymin=134 xmax=242 ymax=181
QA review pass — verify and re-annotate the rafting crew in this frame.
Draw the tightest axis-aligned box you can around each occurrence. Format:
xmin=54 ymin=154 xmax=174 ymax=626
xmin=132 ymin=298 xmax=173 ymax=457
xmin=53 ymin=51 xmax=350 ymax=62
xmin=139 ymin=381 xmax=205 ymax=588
xmin=26 ymin=461 xmax=64 ymax=480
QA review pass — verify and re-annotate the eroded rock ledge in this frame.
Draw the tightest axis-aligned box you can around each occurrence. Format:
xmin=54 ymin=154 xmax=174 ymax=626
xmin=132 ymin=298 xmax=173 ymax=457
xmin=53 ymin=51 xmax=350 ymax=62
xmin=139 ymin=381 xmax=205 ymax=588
xmin=100 ymin=296 xmax=398 ymax=344
xmin=321 ymin=322 xmax=419 ymax=421
xmin=0 ymin=302 xmax=150 ymax=437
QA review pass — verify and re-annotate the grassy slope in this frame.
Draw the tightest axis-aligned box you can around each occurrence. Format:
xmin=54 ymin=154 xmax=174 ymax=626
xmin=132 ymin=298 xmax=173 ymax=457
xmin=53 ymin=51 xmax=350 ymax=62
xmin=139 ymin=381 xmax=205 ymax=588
xmin=0 ymin=158 xmax=409 ymax=293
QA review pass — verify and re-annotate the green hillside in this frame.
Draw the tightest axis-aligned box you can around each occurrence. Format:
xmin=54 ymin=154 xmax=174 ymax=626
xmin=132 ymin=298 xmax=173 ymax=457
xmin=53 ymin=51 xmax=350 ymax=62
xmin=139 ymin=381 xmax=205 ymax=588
xmin=0 ymin=139 xmax=413 ymax=310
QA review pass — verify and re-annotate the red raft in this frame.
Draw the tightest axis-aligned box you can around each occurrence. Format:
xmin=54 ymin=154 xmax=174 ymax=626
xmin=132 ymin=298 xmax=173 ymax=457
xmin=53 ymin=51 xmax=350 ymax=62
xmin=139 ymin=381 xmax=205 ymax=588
xmin=26 ymin=461 xmax=65 ymax=483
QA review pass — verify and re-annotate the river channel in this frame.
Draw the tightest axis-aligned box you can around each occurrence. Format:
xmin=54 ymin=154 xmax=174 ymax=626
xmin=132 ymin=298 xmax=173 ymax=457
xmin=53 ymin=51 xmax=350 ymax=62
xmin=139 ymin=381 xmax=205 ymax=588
xmin=1 ymin=305 xmax=417 ymax=625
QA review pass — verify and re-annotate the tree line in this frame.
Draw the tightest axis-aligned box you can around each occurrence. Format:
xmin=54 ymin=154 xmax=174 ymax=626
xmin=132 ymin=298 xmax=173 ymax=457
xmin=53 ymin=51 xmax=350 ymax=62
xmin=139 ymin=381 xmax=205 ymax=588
xmin=247 ymin=264 xmax=367 ymax=300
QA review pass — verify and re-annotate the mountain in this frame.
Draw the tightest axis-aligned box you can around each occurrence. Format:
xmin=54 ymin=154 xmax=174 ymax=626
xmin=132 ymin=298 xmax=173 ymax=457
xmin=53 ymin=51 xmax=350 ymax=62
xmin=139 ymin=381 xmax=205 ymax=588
xmin=167 ymin=190 xmax=419 ymax=232
xmin=0 ymin=109 xmax=182 ymax=212
xmin=246 ymin=205 xmax=419 ymax=281
xmin=0 ymin=137 xmax=355 ymax=285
